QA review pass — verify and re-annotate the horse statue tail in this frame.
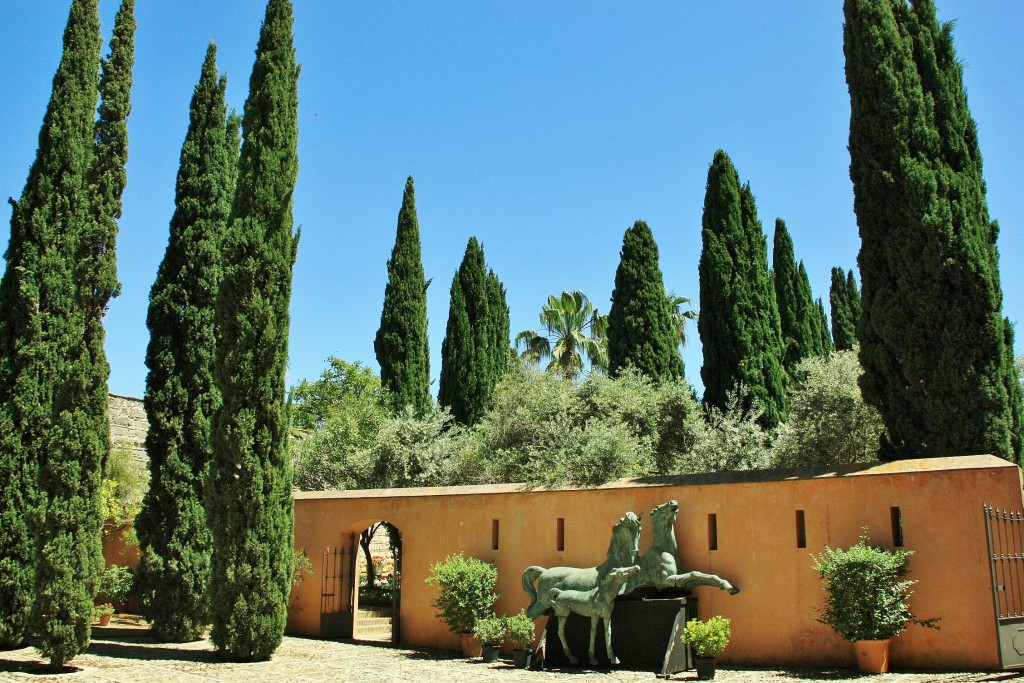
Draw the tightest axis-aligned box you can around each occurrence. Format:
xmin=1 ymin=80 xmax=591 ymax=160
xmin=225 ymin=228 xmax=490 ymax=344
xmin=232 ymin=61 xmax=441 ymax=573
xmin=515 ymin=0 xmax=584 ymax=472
xmin=522 ymin=566 xmax=545 ymax=611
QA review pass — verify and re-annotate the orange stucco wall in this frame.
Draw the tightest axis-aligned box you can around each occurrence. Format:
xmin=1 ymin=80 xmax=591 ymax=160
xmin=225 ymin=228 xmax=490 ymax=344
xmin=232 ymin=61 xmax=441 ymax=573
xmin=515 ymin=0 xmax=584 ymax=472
xmin=291 ymin=455 xmax=1020 ymax=670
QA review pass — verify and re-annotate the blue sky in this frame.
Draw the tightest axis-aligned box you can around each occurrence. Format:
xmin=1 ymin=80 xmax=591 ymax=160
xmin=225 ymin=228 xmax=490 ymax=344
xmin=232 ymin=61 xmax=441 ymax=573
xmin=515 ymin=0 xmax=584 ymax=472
xmin=2 ymin=1 xmax=1022 ymax=399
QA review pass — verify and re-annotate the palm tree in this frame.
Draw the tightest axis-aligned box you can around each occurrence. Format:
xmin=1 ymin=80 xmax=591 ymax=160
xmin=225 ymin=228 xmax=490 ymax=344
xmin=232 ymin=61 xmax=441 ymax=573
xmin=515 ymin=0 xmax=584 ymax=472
xmin=667 ymin=292 xmax=697 ymax=348
xmin=515 ymin=290 xmax=608 ymax=380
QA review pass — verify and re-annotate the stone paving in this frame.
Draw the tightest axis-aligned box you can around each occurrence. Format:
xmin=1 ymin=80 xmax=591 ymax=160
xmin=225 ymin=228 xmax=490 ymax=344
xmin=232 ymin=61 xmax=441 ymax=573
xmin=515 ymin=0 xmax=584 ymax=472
xmin=1 ymin=617 xmax=1021 ymax=683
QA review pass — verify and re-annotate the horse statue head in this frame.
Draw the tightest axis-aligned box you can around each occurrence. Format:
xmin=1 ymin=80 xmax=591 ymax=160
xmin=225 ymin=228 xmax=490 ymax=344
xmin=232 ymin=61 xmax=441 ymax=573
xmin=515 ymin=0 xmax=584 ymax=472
xmin=610 ymin=511 xmax=642 ymax=566
xmin=650 ymin=499 xmax=679 ymax=530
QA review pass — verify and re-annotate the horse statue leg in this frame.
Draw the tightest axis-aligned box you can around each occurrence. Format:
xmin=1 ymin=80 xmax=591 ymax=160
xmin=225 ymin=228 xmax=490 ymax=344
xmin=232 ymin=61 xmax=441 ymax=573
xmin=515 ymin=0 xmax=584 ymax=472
xmin=604 ymin=615 xmax=617 ymax=665
xmin=588 ymin=615 xmax=599 ymax=666
xmin=667 ymin=570 xmax=740 ymax=595
xmin=556 ymin=613 xmax=579 ymax=665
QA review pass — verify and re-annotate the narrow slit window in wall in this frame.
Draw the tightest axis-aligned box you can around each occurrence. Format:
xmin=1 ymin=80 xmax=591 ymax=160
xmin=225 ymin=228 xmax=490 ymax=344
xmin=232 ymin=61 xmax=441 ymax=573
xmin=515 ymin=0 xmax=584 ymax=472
xmin=890 ymin=506 xmax=904 ymax=547
xmin=795 ymin=509 xmax=807 ymax=548
xmin=556 ymin=518 xmax=565 ymax=552
xmin=492 ymin=519 xmax=499 ymax=551
xmin=708 ymin=513 xmax=718 ymax=551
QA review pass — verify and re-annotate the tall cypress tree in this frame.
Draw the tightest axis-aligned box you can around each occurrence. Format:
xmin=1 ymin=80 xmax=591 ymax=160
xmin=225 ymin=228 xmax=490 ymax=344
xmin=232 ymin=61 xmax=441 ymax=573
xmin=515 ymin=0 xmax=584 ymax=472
xmin=137 ymin=43 xmax=238 ymax=643
xmin=0 ymin=0 xmax=101 ymax=651
xmin=607 ymin=220 xmax=684 ymax=381
xmin=829 ymin=267 xmax=860 ymax=351
xmin=813 ymin=297 xmax=833 ymax=352
xmin=375 ymin=176 xmax=431 ymax=415
xmin=485 ymin=268 xmax=512 ymax=383
xmin=699 ymin=151 xmax=786 ymax=428
xmin=773 ymin=219 xmax=825 ymax=373
xmin=208 ymin=0 xmax=299 ymax=661
xmin=439 ymin=237 xmax=491 ymax=424
xmin=18 ymin=0 xmax=132 ymax=668
xmin=845 ymin=0 xmax=1019 ymax=459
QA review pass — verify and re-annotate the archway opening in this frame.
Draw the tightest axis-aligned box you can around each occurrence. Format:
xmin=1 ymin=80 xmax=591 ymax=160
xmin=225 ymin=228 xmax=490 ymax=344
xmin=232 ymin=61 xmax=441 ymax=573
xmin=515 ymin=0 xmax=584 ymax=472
xmin=353 ymin=520 xmax=402 ymax=643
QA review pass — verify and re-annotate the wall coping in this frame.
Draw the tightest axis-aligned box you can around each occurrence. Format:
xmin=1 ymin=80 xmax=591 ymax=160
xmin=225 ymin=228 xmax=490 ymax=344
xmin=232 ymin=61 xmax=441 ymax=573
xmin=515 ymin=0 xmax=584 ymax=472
xmin=294 ymin=453 xmax=1015 ymax=501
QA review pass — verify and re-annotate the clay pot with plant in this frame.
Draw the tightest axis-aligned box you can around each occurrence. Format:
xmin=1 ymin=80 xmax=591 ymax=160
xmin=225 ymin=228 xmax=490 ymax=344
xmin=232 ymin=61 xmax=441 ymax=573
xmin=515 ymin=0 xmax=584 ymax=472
xmin=681 ymin=615 xmax=731 ymax=680
xmin=813 ymin=536 xmax=940 ymax=673
xmin=425 ymin=552 xmax=499 ymax=658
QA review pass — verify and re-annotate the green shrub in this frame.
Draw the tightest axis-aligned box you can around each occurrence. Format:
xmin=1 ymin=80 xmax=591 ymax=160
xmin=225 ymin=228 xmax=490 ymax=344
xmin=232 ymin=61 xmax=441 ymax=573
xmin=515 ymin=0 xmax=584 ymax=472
xmin=425 ymin=552 xmax=498 ymax=634
xmin=97 ymin=566 xmax=135 ymax=608
xmin=812 ymin=536 xmax=939 ymax=641
xmin=473 ymin=614 xmax=506 ymax=646
xmin=505 ymin=610 xmax=536 ymax=650
xmin=681 ymin=615 xmax=731 ymax=658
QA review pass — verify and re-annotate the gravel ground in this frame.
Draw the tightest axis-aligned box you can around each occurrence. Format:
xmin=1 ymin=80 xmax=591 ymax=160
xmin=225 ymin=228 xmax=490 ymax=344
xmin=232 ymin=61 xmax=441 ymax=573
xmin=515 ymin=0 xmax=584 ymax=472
xmin=1 ymin=617 xmax=1021 ymax=683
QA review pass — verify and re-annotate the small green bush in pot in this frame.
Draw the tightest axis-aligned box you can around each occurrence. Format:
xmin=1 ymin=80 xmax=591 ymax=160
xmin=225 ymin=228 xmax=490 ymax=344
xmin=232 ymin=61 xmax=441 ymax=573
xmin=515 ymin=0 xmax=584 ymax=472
xmin=681 ymin=616 xmax=731 ymax=680
xmin=425 ymin=552 xmax=499 ymax=635
xmin=812 ymin=536 xmax=940 ymax=642
xmin=505 ymin=610 xmax=536 ymax=668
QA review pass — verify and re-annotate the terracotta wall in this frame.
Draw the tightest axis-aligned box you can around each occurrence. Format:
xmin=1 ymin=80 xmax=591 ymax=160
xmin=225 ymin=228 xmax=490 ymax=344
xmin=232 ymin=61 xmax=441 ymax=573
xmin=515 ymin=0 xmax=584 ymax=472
xmin=292 ymin=455 xmax=1020 ymax=670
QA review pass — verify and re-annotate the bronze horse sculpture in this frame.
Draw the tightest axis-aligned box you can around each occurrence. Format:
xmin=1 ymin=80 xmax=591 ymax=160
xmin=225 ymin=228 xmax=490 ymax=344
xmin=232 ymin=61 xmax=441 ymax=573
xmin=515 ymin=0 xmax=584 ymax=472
xmin=626 ymin=499 xmax=739 ymax=594
xmin=522 ymin=512 xmax=642 ymax=620
xmin=549 ymin=564 xmax=641 ymax=666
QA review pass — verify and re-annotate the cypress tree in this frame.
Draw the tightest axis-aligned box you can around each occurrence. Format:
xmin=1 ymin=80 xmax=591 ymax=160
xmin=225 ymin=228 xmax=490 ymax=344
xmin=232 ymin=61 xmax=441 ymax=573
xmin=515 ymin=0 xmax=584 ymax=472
xmin=829 ymin=268 xmax=860 ymax=351
xmin=439 ymin=239 xmax=511 ymax=425
xmin=607 ymin=220 xmax=684 ymax=381
xmin=485 ymin=268 xmax=512 ymax=383
xmin=375 ymin=176 xmax=431 ymax=415
xmin=813 ymin=297 xmax=833 ymax=352
xmin=137 ymin=43 xmax=238 ymax=642
xmin=773 ymin=219 xmax=825 ymax=373
xmin=845 ymin=0 xmax=1019 ymax=459
xmin=208 ymin=0 xmax=299 ymax=661
xmin=698 ymin=151 xmax=786 ymax=428
xmin=0 ymin=0 xmax=102 ymax=651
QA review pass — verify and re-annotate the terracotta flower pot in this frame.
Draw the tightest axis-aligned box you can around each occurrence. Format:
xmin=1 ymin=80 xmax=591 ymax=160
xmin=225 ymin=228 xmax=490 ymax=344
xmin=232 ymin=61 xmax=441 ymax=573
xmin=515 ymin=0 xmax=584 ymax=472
xmin=98 ymin=613 xmax=112 ymax=627
xmin=854 ymin=639 xmax=891 ymax=673
xmin=460 ymin=632 xmax=482 ymax=658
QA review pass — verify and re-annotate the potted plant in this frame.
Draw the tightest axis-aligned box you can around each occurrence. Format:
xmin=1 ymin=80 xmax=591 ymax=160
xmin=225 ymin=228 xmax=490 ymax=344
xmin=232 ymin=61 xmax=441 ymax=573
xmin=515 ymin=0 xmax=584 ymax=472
xmin=93 ymin=603 xmax=115 ymax=627
xmin=425 ymin=552 xmax=499 ymax=658
xmin=474 ymin=614 xmax=506 ymax=662
xmin=812 ymin=536 xmax=939 ymax=673
xmin=505 ymin=610 xmax=536 ymax=669
xmin=681 ymin=615 xmax=731 ymax=680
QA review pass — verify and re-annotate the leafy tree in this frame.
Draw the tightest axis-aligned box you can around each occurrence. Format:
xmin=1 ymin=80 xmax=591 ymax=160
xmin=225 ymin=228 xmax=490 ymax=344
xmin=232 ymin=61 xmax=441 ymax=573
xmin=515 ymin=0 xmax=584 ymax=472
xmin=356 ymin=407 xmax=467 ymax=489
xmin=829 ymin=268 xmax=861 ymax=352
xmin=136 ymin=43 xmax=238 ymax=643
xmin=515 ymin=291 xmax=608 ymax=380
xmin=208 ymin=0 xmax=299 ymax=661
xmin=845 ymin=0 xmax=1020 ymax=460
xmin=290 ymin=359 xmax=388 ymax=491
xmin=461 ymin=366 xmax=704 ymax=487
xmin=773 ymin=351 xmax=885 ymax=468
xmin=680 ymin=387 xmax=774 ymax=474
xmin=375 ymin=176 xmax=431 ymax=416
xmin=698 ymin=151 xmax=787 ymax=427
xmin=439 ymin=237 xmax=509 ymax=425
xmin=606 ymin=220 xmax=684 ymax=381
xmin=773 ymin=219 xmax=827 ymax=374
xmin=100 ymin=444 xmax=148 ymax=544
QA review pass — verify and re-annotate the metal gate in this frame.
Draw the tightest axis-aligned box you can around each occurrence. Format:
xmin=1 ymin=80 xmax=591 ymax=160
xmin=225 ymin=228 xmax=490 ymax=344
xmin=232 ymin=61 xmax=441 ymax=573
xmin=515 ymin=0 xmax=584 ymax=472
xmin=984 ymin=504 xmax=1024 ymax=669
xmin=321 ymin=534 xmax=357 ymax=639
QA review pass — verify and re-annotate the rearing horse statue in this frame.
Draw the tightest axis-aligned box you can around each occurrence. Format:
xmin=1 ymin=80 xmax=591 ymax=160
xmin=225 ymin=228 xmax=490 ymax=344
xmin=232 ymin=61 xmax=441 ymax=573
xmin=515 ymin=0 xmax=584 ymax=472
xmin=522 ymin=512 xmax=642 ymax=620
xmin=626 ymin=500 xmax=739 ymax=595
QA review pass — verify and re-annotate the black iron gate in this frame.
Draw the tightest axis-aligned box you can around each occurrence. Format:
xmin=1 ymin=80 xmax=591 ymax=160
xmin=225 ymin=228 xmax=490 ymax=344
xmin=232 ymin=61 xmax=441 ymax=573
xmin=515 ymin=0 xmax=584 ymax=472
xmin=321 ymin=534 xmax=357 ymax=639
xmin=984 ymin=504 xmax=1024 ymax=669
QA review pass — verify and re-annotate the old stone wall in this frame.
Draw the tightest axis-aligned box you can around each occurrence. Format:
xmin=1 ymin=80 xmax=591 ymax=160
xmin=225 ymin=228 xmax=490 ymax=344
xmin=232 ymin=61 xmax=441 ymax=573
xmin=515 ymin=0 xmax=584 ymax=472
xmin=108 ymin=393 xmax=148 ymax=462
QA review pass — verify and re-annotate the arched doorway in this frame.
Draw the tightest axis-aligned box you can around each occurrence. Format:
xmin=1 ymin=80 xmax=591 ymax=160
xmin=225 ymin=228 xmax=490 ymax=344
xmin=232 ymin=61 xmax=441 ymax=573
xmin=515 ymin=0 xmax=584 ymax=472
xmin=353 ymin=520 xmax=402 ymax=643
